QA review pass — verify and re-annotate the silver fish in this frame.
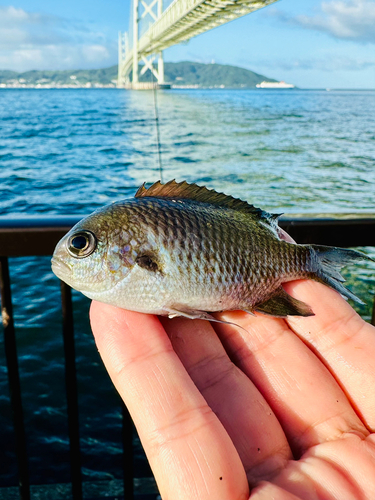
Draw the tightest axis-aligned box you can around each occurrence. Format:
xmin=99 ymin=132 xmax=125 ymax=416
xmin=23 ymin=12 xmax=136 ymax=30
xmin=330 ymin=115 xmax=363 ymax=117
xmin=51 ymin=180 xmax=371 ymax=320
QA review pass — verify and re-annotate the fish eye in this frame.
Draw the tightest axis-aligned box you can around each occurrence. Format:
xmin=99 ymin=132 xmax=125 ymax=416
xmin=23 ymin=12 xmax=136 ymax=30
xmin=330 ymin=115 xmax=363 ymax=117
xmin=67 ymin=230 xmax=97 ymax=258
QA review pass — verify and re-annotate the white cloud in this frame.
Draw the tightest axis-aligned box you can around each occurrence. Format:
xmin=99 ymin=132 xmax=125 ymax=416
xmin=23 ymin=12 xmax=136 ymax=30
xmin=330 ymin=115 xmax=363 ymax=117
xmin=0 ymin=6 xmax=42 ymax=25
xmin=287 ymin=0 xmax=375 ymax=43
xmin=0 ymin=6 xmax=117 ymax=71
xmin=81 ymin=45 xmax=111 ymax=62
xmin=0 ymin=46 xmax=114 ymax=72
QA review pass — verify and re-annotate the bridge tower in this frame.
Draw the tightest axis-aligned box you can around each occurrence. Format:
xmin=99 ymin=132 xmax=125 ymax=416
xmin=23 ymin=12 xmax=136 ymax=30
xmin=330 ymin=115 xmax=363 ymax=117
xmin=118 ymin=0 xmax=165 ymax=88
xmin=118 ymin=0 xmax=278 ymax=89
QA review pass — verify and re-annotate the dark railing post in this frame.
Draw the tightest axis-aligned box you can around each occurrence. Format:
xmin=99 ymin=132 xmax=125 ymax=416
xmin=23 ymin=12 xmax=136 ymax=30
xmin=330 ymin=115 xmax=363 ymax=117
xmin=122 ymin=403 xmax=134 ymax=498
xmin=0 ymin=256 xmax=30 ymax=500
xmin=60 ymin=281 xmax=83 ymax=500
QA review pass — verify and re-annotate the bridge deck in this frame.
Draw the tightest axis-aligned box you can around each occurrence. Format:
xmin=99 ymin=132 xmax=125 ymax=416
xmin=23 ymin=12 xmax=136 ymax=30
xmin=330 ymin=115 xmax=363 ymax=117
xmin=121 ymin=0 xmax=277 ymax=81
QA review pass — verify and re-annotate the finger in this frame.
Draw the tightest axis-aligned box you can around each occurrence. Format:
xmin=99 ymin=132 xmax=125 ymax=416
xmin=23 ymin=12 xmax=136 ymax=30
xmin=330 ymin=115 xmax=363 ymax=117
xmin=214 ymin=306 xmax=368 ymax=457
xmin=252 ymin=433 xmax=375 ymax=500
xmin=160 ymin=316 xmax=291 ymax=485
xmin=284 ymin=279 xmax=375 ymax=431
xmin=90 ymin=301 xmax=249 ymax=500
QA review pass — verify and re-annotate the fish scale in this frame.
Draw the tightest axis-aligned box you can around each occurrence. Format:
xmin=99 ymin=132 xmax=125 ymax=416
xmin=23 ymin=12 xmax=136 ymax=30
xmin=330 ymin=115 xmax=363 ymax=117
xmin=51 ymin=180 xmax=372 ymax=322
xmin=133 ymin=199 xmax=299 ymax=307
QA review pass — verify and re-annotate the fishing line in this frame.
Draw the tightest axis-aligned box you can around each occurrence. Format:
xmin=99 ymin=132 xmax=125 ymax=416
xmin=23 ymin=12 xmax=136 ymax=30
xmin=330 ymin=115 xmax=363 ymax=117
xmin=149 ymin=50 xmax=164 ymax=183
xmin=153 ymin=78 xmax=163 ymax=183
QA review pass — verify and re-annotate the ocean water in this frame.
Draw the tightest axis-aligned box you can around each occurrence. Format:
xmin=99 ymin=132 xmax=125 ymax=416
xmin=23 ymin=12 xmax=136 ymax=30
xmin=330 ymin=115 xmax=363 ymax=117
xmin=0 ymin=88 xmax=375 ymax=487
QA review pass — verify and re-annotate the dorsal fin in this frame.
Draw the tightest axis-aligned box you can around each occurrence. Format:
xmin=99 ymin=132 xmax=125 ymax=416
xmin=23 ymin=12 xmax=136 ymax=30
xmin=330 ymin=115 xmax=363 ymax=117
xmin=135 ymin=180 xmax=276 ymax=222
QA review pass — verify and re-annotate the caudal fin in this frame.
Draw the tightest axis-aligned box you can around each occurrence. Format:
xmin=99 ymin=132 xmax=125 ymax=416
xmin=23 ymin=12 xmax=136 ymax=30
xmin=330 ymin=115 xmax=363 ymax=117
xmin=311 ymin=245 xmax=373 ymax=304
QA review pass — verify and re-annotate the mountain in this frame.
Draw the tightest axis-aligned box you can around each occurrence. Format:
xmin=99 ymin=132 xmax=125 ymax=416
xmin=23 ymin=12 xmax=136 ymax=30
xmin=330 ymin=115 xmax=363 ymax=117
xmin=163 ymin=62 xmax=277 ymax=87
xmin=0 ymin=62 xmax=277 ymax=88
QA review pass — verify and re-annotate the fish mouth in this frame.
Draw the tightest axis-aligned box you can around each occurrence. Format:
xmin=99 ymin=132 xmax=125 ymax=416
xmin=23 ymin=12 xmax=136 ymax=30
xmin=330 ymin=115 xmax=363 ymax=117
xmin=51 ymin=257 xmax=99 ymax=294
xmin=51 ymin=257 xmax=72 ymax=280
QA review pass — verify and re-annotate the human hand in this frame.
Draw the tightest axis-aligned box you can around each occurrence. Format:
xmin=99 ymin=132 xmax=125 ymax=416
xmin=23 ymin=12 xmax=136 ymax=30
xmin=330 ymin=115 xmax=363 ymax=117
xmin=90 ymin=281 xmax=375 ymax=500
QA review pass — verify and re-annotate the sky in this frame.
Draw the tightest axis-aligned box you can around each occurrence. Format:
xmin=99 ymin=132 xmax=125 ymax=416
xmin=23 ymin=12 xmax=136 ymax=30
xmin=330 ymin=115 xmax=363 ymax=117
xmin=0 ymin=0 xmax=374 ymax=88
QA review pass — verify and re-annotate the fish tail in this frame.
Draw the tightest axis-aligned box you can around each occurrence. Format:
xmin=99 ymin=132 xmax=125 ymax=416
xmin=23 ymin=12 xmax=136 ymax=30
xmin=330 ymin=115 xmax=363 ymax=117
xmin=311 ymin=244 xmax=372 ymax=304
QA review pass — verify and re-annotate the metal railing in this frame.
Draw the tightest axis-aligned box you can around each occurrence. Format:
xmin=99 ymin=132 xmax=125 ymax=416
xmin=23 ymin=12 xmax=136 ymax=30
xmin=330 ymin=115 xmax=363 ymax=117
xmin=1 ymin=216 xmax=375 ymax=500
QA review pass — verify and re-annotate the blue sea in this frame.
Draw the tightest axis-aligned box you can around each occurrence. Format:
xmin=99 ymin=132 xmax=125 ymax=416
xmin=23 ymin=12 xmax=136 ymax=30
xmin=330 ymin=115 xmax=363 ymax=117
xmin=0 ymin=88 xmax=375 ymax=488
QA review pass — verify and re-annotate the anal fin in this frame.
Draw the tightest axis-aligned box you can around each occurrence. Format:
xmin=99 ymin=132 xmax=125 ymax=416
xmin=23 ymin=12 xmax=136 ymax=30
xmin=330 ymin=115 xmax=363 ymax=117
xmin=162 ymin=306 xmax=248 ymax=331
xmin=254 ymin=287 xmax=314 ymax=317
xmin=163 ymin=306 xmax=217 ymax=321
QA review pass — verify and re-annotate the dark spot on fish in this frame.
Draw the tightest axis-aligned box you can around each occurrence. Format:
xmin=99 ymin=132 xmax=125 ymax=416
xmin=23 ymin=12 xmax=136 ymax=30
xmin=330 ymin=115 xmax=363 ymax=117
xmin=136 ymin=253 xmax=160 ymax=273
xmin=186 ymin=251 xmax=193 ymax=263
xmin=171 ymin=224 xmax=179 ymax=240
xmin=218 ymin=262 xmax=225 ymax=276
xmin=178 ymin=225 xmax=187 ymax=241
xmin=257 ymin=448 xmax=261 ymax=452
xmin=204 ymin=264 xmax=215 ymax=275
xmin=219 ymin=477 xmax=222 ymax=481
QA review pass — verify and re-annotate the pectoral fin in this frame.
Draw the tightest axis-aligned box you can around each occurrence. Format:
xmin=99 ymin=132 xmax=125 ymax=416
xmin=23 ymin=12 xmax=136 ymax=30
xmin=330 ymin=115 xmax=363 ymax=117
xmin=254 ymin=287 xmax=314 ymax=317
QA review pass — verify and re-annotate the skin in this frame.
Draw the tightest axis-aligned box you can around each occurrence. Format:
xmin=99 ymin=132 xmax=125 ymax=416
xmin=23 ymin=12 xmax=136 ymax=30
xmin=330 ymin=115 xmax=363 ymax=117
xmin=90 ymin=280 xmax=375 ymax=500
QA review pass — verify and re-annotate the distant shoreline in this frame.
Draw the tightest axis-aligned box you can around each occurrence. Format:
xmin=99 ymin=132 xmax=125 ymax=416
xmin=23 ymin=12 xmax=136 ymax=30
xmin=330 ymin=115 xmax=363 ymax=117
xmin=0 ymin=61 xmax=278 ymax=89
xmin=1 ymin=86 xmax=374 ymax=91
xmin=0 ymin=83 xmax=117 ymax=89
xmin=1 ymin=62 xmax=373 ymax=90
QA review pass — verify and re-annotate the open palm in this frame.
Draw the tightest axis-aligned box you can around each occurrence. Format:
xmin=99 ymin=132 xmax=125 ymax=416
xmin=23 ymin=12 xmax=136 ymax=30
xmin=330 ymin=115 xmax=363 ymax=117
xmin=90 ymin=280 xmax=375 ymax=500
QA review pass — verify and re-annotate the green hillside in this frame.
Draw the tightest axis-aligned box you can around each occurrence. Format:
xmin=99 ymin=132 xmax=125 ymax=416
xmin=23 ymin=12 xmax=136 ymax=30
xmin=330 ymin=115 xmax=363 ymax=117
xmin=164 ymin=61 xmax=276 ymax=87
xmin=0 ymin=62 xmax=277 ymax=88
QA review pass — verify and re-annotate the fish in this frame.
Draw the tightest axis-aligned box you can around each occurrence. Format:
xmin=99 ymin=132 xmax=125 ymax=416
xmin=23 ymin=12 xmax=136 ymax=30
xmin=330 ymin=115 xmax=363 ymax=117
xmin=51 ymin=180 xmax=372 ymax=321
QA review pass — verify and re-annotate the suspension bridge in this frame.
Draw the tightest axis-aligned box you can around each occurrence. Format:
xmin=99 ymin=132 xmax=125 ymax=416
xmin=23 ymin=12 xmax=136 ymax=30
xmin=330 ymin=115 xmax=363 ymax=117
xmin=118 ymin=0 xmax=278 ymax=89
